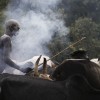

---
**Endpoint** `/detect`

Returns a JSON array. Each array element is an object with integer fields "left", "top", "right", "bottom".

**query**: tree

[
  {"left": 61, "top": 0, "right": 100, "bottom": 26},
  {"left": 47, "top": 35, "right": 71, "bottom": 63},
  {"left": 0, "top": 0, "right": 9, "bottom": 36},
  {"left": 70, "top": 17, "right": 100, "bottom": 58}
]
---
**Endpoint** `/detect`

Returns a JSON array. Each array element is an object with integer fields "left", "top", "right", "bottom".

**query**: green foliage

[
  {"left": 70, "top": 17, "right": 100, "bottom": 58},
  {"left": 0, "top": 0, "right": 9, "bottom": 11},
  {"left": 47, "top": 34, "right": 75, "bottom": 63},
  {"left": 62, "top": 0, "right": 100, "bottom": 26},
  {"left": 0, "top": 0, "right": 9, "bottom": 36},
  {"left": 47, "top": 0, "right": 100, "bottom": 62},
  {"left": 0, "top": 0, "right": 99, "bottom": 61}
]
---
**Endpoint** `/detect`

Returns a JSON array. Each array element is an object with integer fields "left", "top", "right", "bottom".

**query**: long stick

[
  {"left": 39, "top": 37, "right": 86, "bottom": 66},
  {"left": 26, "top": 37, "right": 86, "bottom": 74}
]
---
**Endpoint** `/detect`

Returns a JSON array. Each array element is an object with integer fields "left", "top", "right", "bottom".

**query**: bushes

[
  {"left": 70, "top": 17, "right": 100, "bottom": 58},
  {"left": 0, "top": 0, "right": 9, "bottom": 36}
]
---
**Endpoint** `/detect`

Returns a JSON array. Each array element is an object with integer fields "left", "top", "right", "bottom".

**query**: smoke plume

[{"left": 5, "top": 0, "right": 69, "bottom": 61}]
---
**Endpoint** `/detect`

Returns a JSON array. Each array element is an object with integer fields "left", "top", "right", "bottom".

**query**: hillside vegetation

[{"left": 0, "top": 0, "right": 100, "bottom": 62}]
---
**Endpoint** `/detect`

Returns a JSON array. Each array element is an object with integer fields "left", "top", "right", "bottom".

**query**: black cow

[
  {"left": 0, "top": 59, "right": 100, "bottom": 100},
  {"left": 0, "top": 74, "right": 67, "bottom": 100},
  {"left": 0, "top": 49, "right": 100, "bottom": 100},
  {"left": 52, "top": 59, "right": 100, "bottom": 89},
  {"left": 52, "top": 49, "right": 100, "bottom": 89},
  {"left": 0, "top": 73, "right": 100, "bottom": 100}
]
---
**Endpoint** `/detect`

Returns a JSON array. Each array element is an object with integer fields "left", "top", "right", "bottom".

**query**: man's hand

[
  {"left": 20, "top": 67, "right": 33, "bottom": 73},
  {"left": 25, "top": 61, "right": 33, "bottom": 68},
  {"left": 20, "top": 61, "right": 33, "bottom": 73}
]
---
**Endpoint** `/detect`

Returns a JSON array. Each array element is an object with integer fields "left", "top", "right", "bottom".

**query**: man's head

[{"left": 5, "top": 19, "right": 20, "bottom": 36}]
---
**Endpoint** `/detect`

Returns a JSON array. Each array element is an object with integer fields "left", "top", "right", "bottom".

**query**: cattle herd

[{"left": 0, "top": 50, "right": 100, "bottom": 100}]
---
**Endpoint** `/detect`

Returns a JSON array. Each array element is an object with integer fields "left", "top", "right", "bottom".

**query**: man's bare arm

[
  {"left": 3, "top": 36, "right": 20, "bottom": 70},
  {"left": 3, "top": 36, "right": 33, "bottom": 73}
]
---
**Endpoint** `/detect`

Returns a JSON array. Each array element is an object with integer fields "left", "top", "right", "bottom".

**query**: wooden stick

[
  {"left": 26, "top": 37, "right": 86, "bottom": 74},
  {"left": 39, "top": 37, "right": 86, "bottom": 66}
]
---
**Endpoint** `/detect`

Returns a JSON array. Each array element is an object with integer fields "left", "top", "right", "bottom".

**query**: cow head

[{"left": 70, "top": 50, "right": 89, "bottom": 59}]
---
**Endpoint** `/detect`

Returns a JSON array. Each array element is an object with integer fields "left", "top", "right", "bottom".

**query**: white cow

[
  {"left": 3, "top": 55, "right": 55, "bottom": 75},
  {"left": 91, "top": 58, "right": 100, "bottom": 66}
]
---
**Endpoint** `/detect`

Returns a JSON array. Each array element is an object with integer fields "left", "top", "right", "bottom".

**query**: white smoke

[{"left": 5, "top": 0, "right": 69, "bottom": 61}]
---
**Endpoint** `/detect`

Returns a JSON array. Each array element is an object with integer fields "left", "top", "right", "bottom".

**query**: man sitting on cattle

[{"left": 0, "top": 19, "right": 32, "bottom": 74}]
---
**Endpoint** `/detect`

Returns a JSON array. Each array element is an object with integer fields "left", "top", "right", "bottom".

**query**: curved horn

[
  {"left": 34, "top": 55, "right": 42, "bottom": 76},
  {"left": 42, "top": 58, "right": 47, "bottom": 74}
]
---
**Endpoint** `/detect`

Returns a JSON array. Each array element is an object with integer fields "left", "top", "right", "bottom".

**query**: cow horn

[
  {"left": 42, "top": 58, "right": 47, "bottom": 74},
  {"left": 34, "top": 55, "right": 42, "bottom": 77}
]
